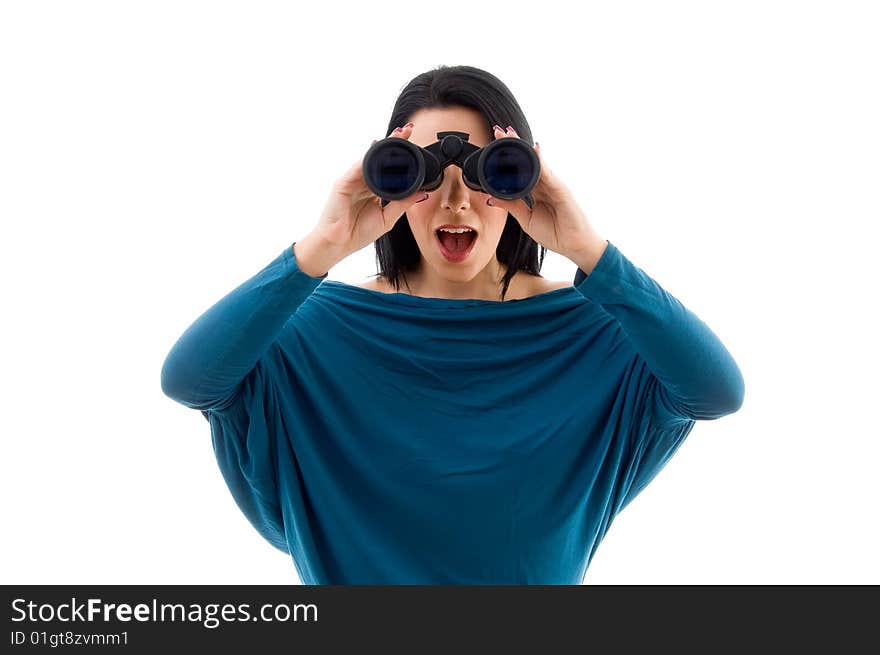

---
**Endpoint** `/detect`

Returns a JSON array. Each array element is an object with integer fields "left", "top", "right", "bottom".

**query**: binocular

[{"left": 362, "top": 130, "right": 540, "bottom": 210}]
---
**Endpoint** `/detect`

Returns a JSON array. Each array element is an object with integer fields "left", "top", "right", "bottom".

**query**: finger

[
  {"left": 380, "top": 188, "right": 429, "bottom": 227},
  {"left": 336, "top": 156, "right": 370, "bottom": 194},
  {"left": 492, "top": 124, "right": 521, "bottom": 140},
  {"left": 485, "top": 195, "right": 532, "bottom": 224},
  {"left": 388, "top": 121, "right": 415, "bottom": 139},
  {"left": 530, "top": 142, "right": 566, "bottom": 195}
]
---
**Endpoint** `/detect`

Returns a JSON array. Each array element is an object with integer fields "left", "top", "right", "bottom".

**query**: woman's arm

[
  {"left": 573, "top": 240, "right": 745, "bottom": 428},
  {"left": 160, "top": 242, "right": 327, "bottom": 412}
]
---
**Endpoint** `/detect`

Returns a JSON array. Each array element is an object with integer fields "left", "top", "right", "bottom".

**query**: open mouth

[{"left": 435, "top": 228, "right": 478, "bottom": 263}]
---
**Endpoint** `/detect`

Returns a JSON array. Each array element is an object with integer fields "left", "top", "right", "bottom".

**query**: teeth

[{"left": 438, "top": 227, "right": 474, "bottom": 234}]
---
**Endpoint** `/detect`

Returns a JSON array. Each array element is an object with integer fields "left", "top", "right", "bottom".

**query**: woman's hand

[
  {"left": 485, "top": 125, "right": 607, "bottom": 271},
  {"left": 301, "top": 122, "right": 429, "bottom": 273}
]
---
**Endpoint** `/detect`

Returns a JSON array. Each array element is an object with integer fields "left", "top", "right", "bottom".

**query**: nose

[{"left": 439, "top": 167, "right": 471, "bottom": 213}]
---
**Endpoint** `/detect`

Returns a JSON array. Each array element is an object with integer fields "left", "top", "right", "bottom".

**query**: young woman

[{"left": 161, "top": 65, "right": 744, "bottom": 584}]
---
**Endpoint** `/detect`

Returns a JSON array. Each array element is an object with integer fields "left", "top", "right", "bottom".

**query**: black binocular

[{"left": 362, "top": 130, "right": 540, "bottom": 210}]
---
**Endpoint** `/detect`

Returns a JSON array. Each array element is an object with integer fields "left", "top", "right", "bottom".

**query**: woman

[{"left": 160, "top": 65, "right": 744, "bottom": 584}]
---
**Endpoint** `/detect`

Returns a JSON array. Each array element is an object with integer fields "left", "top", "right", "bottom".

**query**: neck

[{"left": 402, "top": 259, "right": 512, "bottom": 300}]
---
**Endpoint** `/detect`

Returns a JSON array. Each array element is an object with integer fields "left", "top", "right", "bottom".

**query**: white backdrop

[{"left": 2, "top": 0, "right": 877, "bottom": 584}]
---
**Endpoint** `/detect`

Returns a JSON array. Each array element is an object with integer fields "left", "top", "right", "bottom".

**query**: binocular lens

[
  {"left": 364, "top": 142, "right": 420, "bottom": 196},
  {"left": 482, "top": 144, "right": 535, "bottom": 195}
]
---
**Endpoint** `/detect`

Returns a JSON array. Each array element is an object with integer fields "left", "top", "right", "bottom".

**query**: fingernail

[
  {"left": 417, "top": 193, "right": 428, "bottom": 202},
  {"left": 405, "top": 122, "right": 414, "bottom": 128},
  {"left": 506, "top": 125, "right": 513, "bottom": 131},
  {"left": 487, "top": 198, "right": 495, "bottom": 206},
  {"left": 493, "top": 124, "right": 503, "bottom": 132}
]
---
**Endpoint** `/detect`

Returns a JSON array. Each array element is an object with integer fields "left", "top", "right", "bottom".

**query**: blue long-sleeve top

[{"left": 160, "top": 240, "right": 744, "bottom": 584}]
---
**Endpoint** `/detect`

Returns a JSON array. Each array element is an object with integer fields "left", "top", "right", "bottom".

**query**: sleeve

[
  {"left": 573, "top": 241, "right": 745, "bottom": 513},
  {"left": 615, "top": 373, "right": 699, "bottom": 513},
  {"left": 202, "top": 355, "right": 291, "bottom": 552},
  {"left": 574, "top": 240, "right": 745, "bottom": 430},
  {"left": 160, "top": 242, "right": 327, "bottom": 412},
  {"left": 160, "top": 242, "right": 326, "bottom": 553}
]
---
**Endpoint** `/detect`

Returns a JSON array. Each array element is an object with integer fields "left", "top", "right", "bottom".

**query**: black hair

[{"left": 374, "top": 64, "right": 546, "bottom": 301}]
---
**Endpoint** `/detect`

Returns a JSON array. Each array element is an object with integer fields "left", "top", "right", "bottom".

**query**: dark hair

[{"left": 374, "top": 64, "right": 546, "bottom": 301}]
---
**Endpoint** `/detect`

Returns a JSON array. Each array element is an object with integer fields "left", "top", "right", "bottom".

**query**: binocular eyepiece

[{"left": 362, "top": 130, "right": 540, "bottom": 210}]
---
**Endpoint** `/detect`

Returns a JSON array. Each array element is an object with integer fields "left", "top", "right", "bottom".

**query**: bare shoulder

[
  {"left": 498, "top": 275, "right": 571, "bottom": 300},
  {"left": 351, "top": 277, "right": 392, "bottom": 292},
  {"left": 535, "top": 278, "right": 573, "bottom": 293},
  {"left": 513, "top": 273, "right": 571, "bottom": 298}
]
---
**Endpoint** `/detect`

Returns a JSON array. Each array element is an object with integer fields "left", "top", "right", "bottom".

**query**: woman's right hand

[{"left": 294, "top": 122, "right": 427, "bottom": 277}]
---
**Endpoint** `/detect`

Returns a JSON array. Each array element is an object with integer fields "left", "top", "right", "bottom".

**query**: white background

[{"left": 2, "top": 0, "right": 878, "bottom": 584}]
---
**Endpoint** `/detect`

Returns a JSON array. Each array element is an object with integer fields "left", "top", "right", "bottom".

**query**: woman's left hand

[{"left": 485, "top": 125, "right": 606, "bottom": 268}]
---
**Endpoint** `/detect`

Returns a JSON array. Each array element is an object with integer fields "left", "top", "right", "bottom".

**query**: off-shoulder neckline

[{"left": 316, "top": 279, "right": 580, "bottom": 308}]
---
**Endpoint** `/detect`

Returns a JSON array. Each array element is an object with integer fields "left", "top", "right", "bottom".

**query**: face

[{"left": 402, "top": 106, "right": 509, "bottom": 285}]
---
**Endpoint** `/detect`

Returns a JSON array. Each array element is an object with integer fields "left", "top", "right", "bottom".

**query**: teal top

[{"left": 160, "top": 240, "right": 744, "bottom": 584}]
